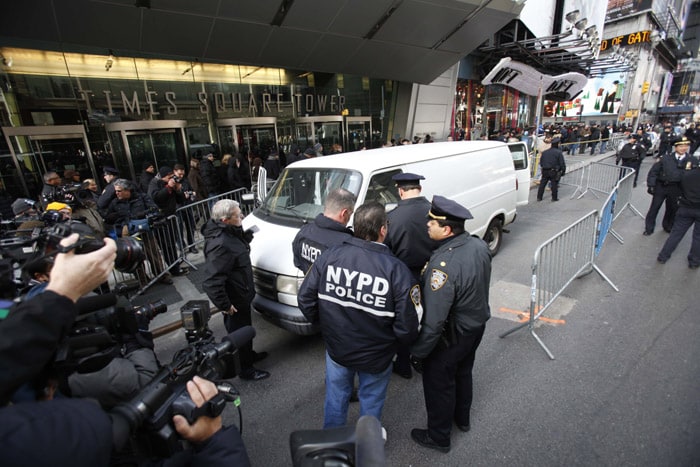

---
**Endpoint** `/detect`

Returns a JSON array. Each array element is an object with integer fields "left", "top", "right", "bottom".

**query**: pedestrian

[
  {"left": 137, "top": 161, "right": 155, "bottom": 194},
  {"left": 201, "top": 199, "right": 270, "bottom": 381},
  {"left": 600, "top": 124, "right": 611, "bottom": 153},
  {"left": 657, "top": 154, "right": 700, "bottom": 268},
  {"left": 589, "top": 124, "right": 601, "bottom": 155},
  {"left": 409, "top": 195, "right": 491, "bottom": 453},
  {"left": 148, "top": 166, "right": 187, "bottom": 277},
  {"left": 384, "top": 173, "right": 439, "bottom": 378},
  {"left": 187, "top": 157, "right": 207, "bottom": 201},
  {"left": 536, "top": 138, "right": 566, "bottom": 202},
  {"left": 616, "top": 134, "right": 646, "bottom": 187},
  {"left": 297, "top": 202, "right": 421, "bottom": 429},
  {"left": 643, "top": 137, "right": 692, "bottom": 235},
  {"left": 173, "top": 163, "right": 198, "bottom": 254},
  {"left": 200, "top": 153, "right": 221, "bottom": 197},
  {"left": 292, "top": 188, "right": 355, "bottom": 274}
]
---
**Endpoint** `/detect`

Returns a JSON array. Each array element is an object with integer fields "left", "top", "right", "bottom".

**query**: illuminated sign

[{"left": 599, "top": 30, "right": 652, "bottom": 52}]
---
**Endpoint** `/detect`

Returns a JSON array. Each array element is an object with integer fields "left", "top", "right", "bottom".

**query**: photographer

[
  {"left": 105, "top": 178, "right": 169, "bottom": 285},
  {"left": 40, "top": 171, "right": 73, "bottom": 209},
  {"left": 148, "top": 167, "right": 187, "bottom": 277},
  {"left": 174, "top": 164, "right": 199, "bottom": 254}
]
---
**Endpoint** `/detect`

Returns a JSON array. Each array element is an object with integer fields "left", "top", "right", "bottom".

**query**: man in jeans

[{"left": 298, "top": 202, "right": 421, "bottom": 429}]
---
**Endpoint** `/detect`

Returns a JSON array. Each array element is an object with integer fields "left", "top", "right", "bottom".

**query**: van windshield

[{"left": 256, "top": 168, "right": 362, "bottom": 224}]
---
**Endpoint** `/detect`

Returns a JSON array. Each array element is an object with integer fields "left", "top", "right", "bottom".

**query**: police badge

[{"left": 430, "top": 269, "right": 448, "bottom": 291}]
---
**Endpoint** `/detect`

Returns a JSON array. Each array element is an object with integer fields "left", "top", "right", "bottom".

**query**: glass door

[
  {"left": 295, "top": 116, "right": 344, "bottom": 154},
  {"left": 1, "top": 125, "right": 97, "bottom": 198},
  {"left": 216, "top": 117, "right": 279, "bottom": 157},
  {"left": 345, "top": 117, "right": 373, "bottom": 152},
  {"left": 105, "top": 121, "right": 188, "bottom": 182}
]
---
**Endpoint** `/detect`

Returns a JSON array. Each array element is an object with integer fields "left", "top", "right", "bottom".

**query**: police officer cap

[
  {"left": 103, "top": 166, "right": 119, "bottom": 175},
  {"left": 674, "top": 136, "right": 691, "bottom": 146},
  {"left": 392, "top": 172, "right": 425, "bottom": 187},
  {"left": 627, "top": 134, "right": 637, "bottom": 139},
  {"left": 428, "top": 195, "right": 473, "bottom": 222}
]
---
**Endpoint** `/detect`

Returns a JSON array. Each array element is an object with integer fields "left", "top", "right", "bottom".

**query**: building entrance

[
  {"left": 1, "top": 125, "right": 97, "bottom": 199},
  {"left": 106, "top": 121, "right": 188, "bottom": 182},
  {"left": 345, "top": 116, "right": 373, "bottom": 151},
  {"left": 295, "top": 116, "right": 344, "bottom": 153},
  {"left": 216, "top": 117, "right": 279, "bottom": 157}
]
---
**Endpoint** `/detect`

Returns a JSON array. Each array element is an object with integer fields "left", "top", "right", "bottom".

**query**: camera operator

[
  {"left": 148, "top": 166, "right": 187, "bottom": 277},
  {"left": 40, "top": 171, "right": 67, "bottom": 209},
  {"left": 173, "top": 163, "right": 198, "bottom": 254},
  {"left": 0, "top": 236, "right": 251, "bottom": 466},
  {"left": 105, "top": 178, "right": 169, "bottom": 285}
]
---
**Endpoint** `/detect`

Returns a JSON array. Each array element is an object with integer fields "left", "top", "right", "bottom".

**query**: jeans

[{"left": 323, "top": 352, "right": 392, "bottom": 429}]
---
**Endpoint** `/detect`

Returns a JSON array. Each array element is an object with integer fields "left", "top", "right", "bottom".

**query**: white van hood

[{"left": 243, "top": 213, "right": 302, "bottom": 278}]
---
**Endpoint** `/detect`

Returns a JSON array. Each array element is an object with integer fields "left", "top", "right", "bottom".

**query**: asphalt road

[{"left": 148, "top": 153, "right": 699, "bottom": 466}]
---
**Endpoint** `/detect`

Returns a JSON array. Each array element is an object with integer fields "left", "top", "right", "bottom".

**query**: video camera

[{"left": 110, "top": 308, "right": 253, "bottom": 459}]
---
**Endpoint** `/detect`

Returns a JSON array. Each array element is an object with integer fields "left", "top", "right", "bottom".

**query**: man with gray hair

[
  {"left": 292, "top": 188, "right": 356, "bottom": 274},
  {"left": 298, "top": 202, "right": 421, "bottom": 429},
  {"left": 202, "top": 199, "right": 270, "bottom": 381}
]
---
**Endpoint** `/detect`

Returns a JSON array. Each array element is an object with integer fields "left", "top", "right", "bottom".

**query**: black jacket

[
  {"left": 201, "top": 220, "right": 255, "bottom": 311},
  {"left": 148, "top": 177, "right": 185, "bottom": 216},
  {"left": 618, "top": 142, "right": 645, "bottom": 162},
  {"left": 137, "top": 170, "right": 154, "bottom": 194},
  {"left": 297, "top": 238, "right": 421, "bottom": 373},
  {"left": 411, "top": 233, "right": 492, "bottom": 359},
  {"left": 539, "top": 146, "right": 566, "bottom": 172},
  {"left": 292, "top": 213, "right": 354, "bottom": 273},
  {"left": 384, "top": 196, "right": 439, "bottom": 280},
  {"left": 199, "top": 159, "right": 221, "bottom": 195},
  {"left": 104, "top": 193, "right": 157, "bottom": 233},
  {"left": 680, "top": 156, "right": 700, "bottom": 208},
  {"left": 647, "top": 151, "right": 689, "bottom": 186}
]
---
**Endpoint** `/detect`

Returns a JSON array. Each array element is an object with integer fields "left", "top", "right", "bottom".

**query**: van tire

[{"left": 484, "top": 218, "right": 503, "bottom": 256}]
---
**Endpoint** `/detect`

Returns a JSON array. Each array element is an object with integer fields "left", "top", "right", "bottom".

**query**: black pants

[
  {"left": 537, "top": 168, "right": 560, "bottom": 201},
  {"left": 223, "top": 301, "right": 255, "bottom": 370},
  {"left": 621, "top": 159, "right": 641, "bottom": 185},
  {"left": 645, "top": 183, "right": 682, "bottom": 233},
  {"left": 658, "top": 205, "right": 700, "bottom": 266},
  {"left": 421, "top": 324, "right": 486, "bottom": 445}
]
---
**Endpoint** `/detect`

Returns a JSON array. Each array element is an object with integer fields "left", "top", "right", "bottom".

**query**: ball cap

[
  {"left": 46, "top": 202, "right": 71, "bottom": 212},
  {"left": 675, "top": 136, "right": 691, "bottom": 146},
  {"left": 428, "top": 195, "right": 473, "bottom": 222},
  {"left": 11, "top": 198, "right": 36, "bottom": 215},
  {"left": 392, "top": 172, "right": 425, "bottom": 187}
]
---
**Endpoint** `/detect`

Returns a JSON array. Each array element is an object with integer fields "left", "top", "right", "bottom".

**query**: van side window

[
  {"left": 509, "top": 145, "right": 528, "bottom": 170},
  {"left": 365, "top": 170, "right": 402, "bottom": 205}
]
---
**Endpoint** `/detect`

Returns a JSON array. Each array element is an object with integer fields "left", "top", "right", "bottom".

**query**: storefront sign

[
  {"left": 482, "top": 57, "right": 587, "bottom": 100},
  {"left": 599, "top": 31, "right": 652, "bottom": 52},
  {"left": 77, "top": 90, "right": 346, "bottom": 117}
]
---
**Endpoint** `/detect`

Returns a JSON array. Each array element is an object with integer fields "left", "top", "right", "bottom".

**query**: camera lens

[
  {"left": 114, "top": 236, "right": 146, "bottom": 274},
  {"left": 134, "top": 299, "right": 167, "bottom": 321}
]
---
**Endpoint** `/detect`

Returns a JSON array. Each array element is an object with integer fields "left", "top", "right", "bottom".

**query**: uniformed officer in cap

[
  {"left": 384, "top": 172, "right": 439, "bottom": 379},
  {"left": 410, "top": 195, "right": 491, "bottom": 453},
  {"left": 617, "top": 134, "right": 646, "bottom": 187}
]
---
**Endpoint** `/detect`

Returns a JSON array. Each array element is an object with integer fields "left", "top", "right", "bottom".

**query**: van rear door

[{"left": 508, "top": 142, "right": 531, "bottom": 206}]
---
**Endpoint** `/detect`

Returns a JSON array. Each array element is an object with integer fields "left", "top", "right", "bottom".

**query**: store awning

[{"left": 657, "top": 105, "right": 694, "bottom": 114}]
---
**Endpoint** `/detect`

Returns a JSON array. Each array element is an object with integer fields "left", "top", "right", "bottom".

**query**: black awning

[{"left": 657, "top": 105, "right": 694, "bottom": 114}]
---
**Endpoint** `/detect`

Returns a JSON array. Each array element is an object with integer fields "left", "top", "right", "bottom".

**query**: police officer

[
  {"left": 658, "top": 125, "right": 678, "bottom": 158},
  {"left": 536, "top": 138, "right": 566, "bottom": 202},
  {"left": 410, "top": 196, "right": 491, "bottom": 453},
  {"left": 644, "top": 137, "right": 692, "bottom": 235},
  {"left": 657, "top": 154, "right": 700, "bottom": 268},
  {"left": 384, "top": 173, "right": 438, "bottom": 378},
  {"left": 292, "top": 188, "right": 355, "bottom": 274},
  {"left": 617, "top": 134, "right": 646, "bottom": 187}
]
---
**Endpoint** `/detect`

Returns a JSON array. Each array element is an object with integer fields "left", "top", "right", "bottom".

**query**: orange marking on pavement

[{"left": 498, "top": 307, "right": 566, "bottom": 325}]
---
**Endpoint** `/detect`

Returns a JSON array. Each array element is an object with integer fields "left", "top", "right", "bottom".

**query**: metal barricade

[
  {"left": 570, "top": 161, "right": 633, "bottom": 200},
  {"left": 608, "top": 168, "right": 644, "bottom": 244},
  {"left": 500, "top": 210, "right": 618, "bottom": 359}
]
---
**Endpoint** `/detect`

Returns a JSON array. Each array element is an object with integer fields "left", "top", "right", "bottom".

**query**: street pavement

[{"left": 138, "top": 146, "right": 699, "bottom": 466}]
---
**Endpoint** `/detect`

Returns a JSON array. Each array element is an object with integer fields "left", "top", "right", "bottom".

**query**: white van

[{"left": 242, "top": 141, "right": 530, "bottom": 335}]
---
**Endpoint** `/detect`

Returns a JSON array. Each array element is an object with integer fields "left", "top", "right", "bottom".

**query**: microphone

[
  {"left": 75, "top": 293, "right": 118, "bottom": 315},
  {"left": 203, "top": 326, "right": 256, "bottom": 360}
]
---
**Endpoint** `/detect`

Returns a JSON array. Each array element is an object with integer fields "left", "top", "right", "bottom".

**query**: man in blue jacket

[{"left": 298, "top": 202, "right": 421, "bottom": 429}]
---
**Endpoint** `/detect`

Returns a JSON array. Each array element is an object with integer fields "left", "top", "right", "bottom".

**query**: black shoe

[
  {"left": 536, "top": 198, "right": 543, "bottom": 202},
  {"left": 456, "top": 423, "right": 471, "bottom": 432},
  {"left": 663, "top": 228, "right": 672, "bottom": 233},
  {"left": 188, "top": 246, "right": 199, "bottom": 254},
  {"left": 690, "top": 263, "right": 699, "bottom": 270},
  {"left": 552, "top": 198, "right": 559, "bottom": 202},
  {"left": 251, "top": 350, "right": 269, "bottom": 363},
  {"left": 392, "top": 362, "right": 412, "bottom": 379},
  {"left": 657, "top": 257, "right": 667, "bottom": 264},
  {"left": 239, "top": 368, "right": 270, "bottom": 381},
  {"left": 410, "top": 429, "right": 450, "bottom": 453},
  {"left": 643, "top": 231, "right": 653, "bottom": 236},
  {"left": 349, "top": 388, "right": 359, "bottom": 403},
  {"left": 633, "top": 182, "right": 637, "bottom": 187}
]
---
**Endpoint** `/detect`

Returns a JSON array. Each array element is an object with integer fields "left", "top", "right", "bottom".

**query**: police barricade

[
  {"left": 499, "top": 209, "right": 618, "bottom": 359},
  {"left": 609, "top": 132, "right": 627, "bottom": 156},
  {"left": 570, "top": 161, "right": 633, "bottom": 200},
  {"left": 608, "top": 168, "right": 644, "bottom": 244},
  {"left": 110, "top": 214, "right": 183, "bottom": 294},
  {"left": 175, "top": 187, "right": 254, "bottom": 262}
]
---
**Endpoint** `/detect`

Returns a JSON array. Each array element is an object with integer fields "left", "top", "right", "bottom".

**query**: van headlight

[{"left": 276, "top": 275, "right": 304, "bottom": 295}]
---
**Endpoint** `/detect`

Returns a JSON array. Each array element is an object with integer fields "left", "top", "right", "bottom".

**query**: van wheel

[{"left": 484, "top": 218, "right": 503, "bottom": 256}]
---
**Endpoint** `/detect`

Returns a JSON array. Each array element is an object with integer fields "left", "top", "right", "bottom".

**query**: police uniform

[
  {"left": 617, "top": 135, "right": 646, "bottom": 186},
  {"left": 384, "top": 173, "right": 439, "bottom": 378},
  {"left": 292, "top": 213, "right": 353, "bottom": 273},
  {"left": 410, "top": 196, "right": 491, "bottom": 452},
  {"left": 657, "top": 155, "right": 700, "bottom": 268},
  {"left": 537, "top": 140, "right": 566, "bottom": 202},
  {"left": 297, "top": 236, "right": 421, "bottom": 428},
  {"left": 384, "top": 173, "right": 439, "bottom": 280},
  {"left": 644, "top": 137, "right": 691, "bottom": 235}
]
